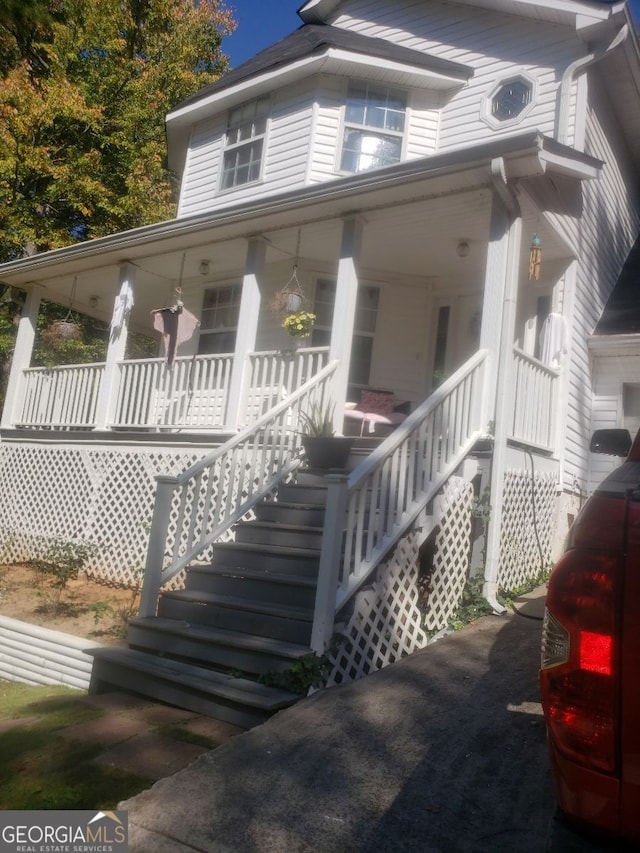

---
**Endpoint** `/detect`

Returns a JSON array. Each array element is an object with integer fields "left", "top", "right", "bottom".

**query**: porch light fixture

[
  {"left": 457, "top": 240, "right": 470, "bottom": 258},
  {"left": 199, "top": 260, "right": 210, "bottom": 276},
  {"left": 529, "top": 233, "right": 542, "bottom": 280}
]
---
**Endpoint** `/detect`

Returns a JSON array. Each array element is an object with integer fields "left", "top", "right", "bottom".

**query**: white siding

[
  {"left": 308, "top": 76, "right": 345, "bottom": 182},
  {"left": 561, "top": 71, "right": 640, "bottom": 492},
  {"left": 179, "top": 80, "right": 316, "bottom": 218},
  {"left": 332, "top": 0, "right": 582, "bottom": 150}
]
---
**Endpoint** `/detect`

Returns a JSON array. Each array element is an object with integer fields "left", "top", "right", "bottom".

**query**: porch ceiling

[{"left": 0, "top": 133, "right": 588, "bottom": 332}]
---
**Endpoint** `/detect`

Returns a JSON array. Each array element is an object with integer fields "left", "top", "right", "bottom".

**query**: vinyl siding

[
  {"left": 332, "top": 0, "right": 581, "bottom": 150},
  {"left": 561, "top": 71, "right": 640, "bottom": 491},
  {"left": 178, "top": 81, "right": 316, "bottom": 218}
]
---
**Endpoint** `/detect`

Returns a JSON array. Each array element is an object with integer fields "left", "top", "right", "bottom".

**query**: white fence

[
  {"left": 19, "top": 363, "right": 105, "bottom": 429},
  {"left": 510, "top": 348, "right": 559, "bottom": 451}
]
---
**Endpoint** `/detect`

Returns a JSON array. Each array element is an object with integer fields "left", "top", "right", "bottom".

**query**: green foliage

[
  {"left": 0, "top": 0, "right": 236, "bottom": 259},
  {"left": 259, "top": 635, "right": 347, "bottom": 694},
  {"left": 0, "top": 684, "right": 156, "bottom": 808},
  {"left": 299, "top": 401, "right": 336, "bottom": 437},
  {"left": 30, "top": 536, "right": 95, "bottom": 615},
  {"left": 449, "top": 576, "right": 495, "bottom": 630}
]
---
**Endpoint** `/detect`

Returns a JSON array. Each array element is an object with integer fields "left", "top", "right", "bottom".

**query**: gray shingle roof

[
  {"left": 174, "top": 24, "right": 472, "bottom": 113},
  {"left": 594, "top": 233, "right": 640, "bottom": 334}
]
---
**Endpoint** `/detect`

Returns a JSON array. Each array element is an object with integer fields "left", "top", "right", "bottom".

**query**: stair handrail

[
  {"left": 139, "top": 359, "right": 339, "bottom": 618},
  {"left": 311, "top": 349, "right": 490, "bottom": 652}
]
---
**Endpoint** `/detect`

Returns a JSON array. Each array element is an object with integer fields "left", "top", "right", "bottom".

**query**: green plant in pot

[{"left": 299, "top": 402, "right": 354, "bottom": 470}]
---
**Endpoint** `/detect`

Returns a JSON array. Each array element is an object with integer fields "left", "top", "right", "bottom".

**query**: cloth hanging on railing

[
  {"left": 539, "top": 312, "right": 569, "bottom": 368},
  {"left": 151, "top": 301, "right": 200, "bottom": 365},
  {"left": 110, "top": 280, "right": 134, "bottom": 341}
]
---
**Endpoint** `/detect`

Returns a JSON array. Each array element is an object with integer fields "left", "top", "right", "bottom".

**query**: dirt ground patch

[{"left": 0, "top": 563, "right": 137, "bottom": 646}]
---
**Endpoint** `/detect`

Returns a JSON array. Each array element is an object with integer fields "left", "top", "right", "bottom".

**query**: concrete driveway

[{"left": 122, "top": 588, "right": 552, "bottom": 852}]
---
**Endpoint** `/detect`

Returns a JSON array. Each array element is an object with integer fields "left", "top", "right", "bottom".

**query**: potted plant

[
  {"left": 299, "top": 402, "right": 354, "bottom": 470},
  {"left": 282, "top": 310, "right": 316, "bottom": 339}
]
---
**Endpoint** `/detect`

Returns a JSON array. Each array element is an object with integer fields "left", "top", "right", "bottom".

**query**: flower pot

[{"left": 301, "top": 436, "right": 354, "bottom": 470}]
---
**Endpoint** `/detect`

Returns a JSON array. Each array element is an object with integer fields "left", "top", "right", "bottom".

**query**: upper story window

[
  {"left": 492, "top": 79, "right": 532, "bottom": 120},
  {"left": 340, "top": 81, "right": 407, "bottom": 174},
  {"left": 483, "top": 74, "right": 536, "bottom": 128},
  {"left": 221, "top": 97, "right": 269, "bottom": 190},
  {"left": 198, "top": 284, "right": 241, "bottom": 354}
]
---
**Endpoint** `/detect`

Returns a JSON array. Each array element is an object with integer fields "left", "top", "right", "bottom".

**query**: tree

[{"left": 0, "top": 0, "right": 235, "bottom": 260}]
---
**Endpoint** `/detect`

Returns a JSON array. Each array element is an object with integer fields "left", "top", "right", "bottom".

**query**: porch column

[
  {"left": 225, "top": 236, "right": 266, "bottom": 430},
  {"left": 94, "top": 263, "right": 134, "bottom": 430},
  {"left": 329, "top": 215, "right": 363, "bottom": 432},
  {"left": 481, "top": 182, "right": 523, "bottom": 610},
  {"left": 1, "top": 283, "right": 44, "bottom": 429}
]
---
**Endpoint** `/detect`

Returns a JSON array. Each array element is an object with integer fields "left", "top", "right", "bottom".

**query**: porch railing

[
  {"left": 18, "top": 363, "right": 105, "bottom": 429},
  {"left": 114, "top": 353, "right": 234, "bottom": 429},
  {"left": 138, "top": 359, "right": 339, "bottom": 618},
  {"left": 510, "top": 347, "right": 559, "bottom": 452},
  {"left": 14, "top": 347, "right": 330, "bottom": 432},
  {"left": 311, "top": 349, "right": 489, "bottom": 651}
]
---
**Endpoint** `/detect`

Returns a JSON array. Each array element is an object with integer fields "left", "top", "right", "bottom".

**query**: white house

[{"left": 0, "top": 0, "right": 638, "bottom": 723}]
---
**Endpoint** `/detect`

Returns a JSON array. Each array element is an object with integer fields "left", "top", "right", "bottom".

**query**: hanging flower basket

[
  {"left": 44, "top": 319, "right": 81, "bottom": 343},
  {"left": 282, "top": 310, "right": 316, "bottom": 339}
]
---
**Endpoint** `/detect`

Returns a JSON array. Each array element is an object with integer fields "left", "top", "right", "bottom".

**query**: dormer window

[
  {"left": 221, "top": 97, "right": 269, "bottom": 190},
  {"left": 340, "top": 81, "right": 406, "bottom": 174}
]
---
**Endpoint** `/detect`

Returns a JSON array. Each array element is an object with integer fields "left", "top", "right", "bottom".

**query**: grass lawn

[{"left": 0, "top": 682, "right": 151, "bottom": 810}]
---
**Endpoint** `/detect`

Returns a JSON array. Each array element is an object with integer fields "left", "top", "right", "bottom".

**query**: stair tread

[
  {"left": 89, "top": 646, "right": 300, "bottom": 709},
  {"left": 162, "top": 589, "right": 314, "bottom": 622},
  {"left": 188, "top": 565, "right": 317, "bottom": 587},
  {"left": 260, "top": 501, "right": 325, "bottom": 511},
  {"left": 130, "top": 616, "right": 311, "bottom": 659},
  {"left": 213, "top": 541, "right": 320, "bottom": 557},
  {"left": 236, "top": 520, "right": 324, "bottom": 534}
]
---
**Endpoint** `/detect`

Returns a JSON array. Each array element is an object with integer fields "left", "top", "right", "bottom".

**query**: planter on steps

[{"left": 301, "top": 435, "right": 354, "bottom": 470}]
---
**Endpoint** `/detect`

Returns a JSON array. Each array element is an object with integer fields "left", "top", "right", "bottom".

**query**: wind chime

[{"left": 529, "top": 233, "right": 542, "bottom": 281}]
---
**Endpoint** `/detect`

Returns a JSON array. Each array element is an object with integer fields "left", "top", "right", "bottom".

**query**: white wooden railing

[
  {"left": 138, "top": 360, "right": 339, "bottom": 617},
  {"left": 14, "top": 347, "right": 331, "bottom": 432},
  {"left": 311, "top": 350, "right": 489, "bottom": 652},
  {"left": 114, "top": 353, "right": 234, "bottom": 429},
  {"left": 18, "top": 363, "right": 105, "bottom": 429},
  {"left": 510, "top": 347, "right": 559, "bottom": 451}
]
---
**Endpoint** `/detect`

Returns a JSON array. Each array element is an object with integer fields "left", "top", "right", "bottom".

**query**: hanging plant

[
  {"left": 44, "top": 276, "right": 80, "bottom": 341},
  {"left": 282, "top": 310, "right": 316, "bottom": 338}
]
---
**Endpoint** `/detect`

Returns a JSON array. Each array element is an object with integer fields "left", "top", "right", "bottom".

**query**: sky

[{"left": 223, "top": 0, "right": 640, "bottom": 69}]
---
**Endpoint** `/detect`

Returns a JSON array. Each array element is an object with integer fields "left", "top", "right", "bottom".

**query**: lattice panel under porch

[
  {"left": 498, "top": 468, "right": 556, "bottom": 591},
  {"left": 327, "top": 477, "right": 474, "bottom": 685},
  {"left": 0, "top": 443, "right": 208, "bottom": 587},
  {"left": 422, "top": 478, "right": 475, "bottom": 632}
]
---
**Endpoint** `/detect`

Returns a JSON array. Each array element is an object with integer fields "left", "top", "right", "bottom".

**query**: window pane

[
  {"left": 349, "top": 335, "right": 373, "bottom": 386},
  {"left": 341, "top": 130, "right": 401, "bottom": 173}
]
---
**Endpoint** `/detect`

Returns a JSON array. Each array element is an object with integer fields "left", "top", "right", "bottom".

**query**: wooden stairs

[{"left": 88, "top": 473, "right": 332, "bottom": 729}]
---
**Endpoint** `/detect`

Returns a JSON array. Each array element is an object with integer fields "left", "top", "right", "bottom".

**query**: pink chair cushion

[{"left": 359, "top": 390, "right": 397, "bottom": 416}]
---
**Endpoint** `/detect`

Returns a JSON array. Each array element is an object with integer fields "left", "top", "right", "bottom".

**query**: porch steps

[
  {"left": 89, "top": 473, "right": 335, "bottom": 727},
  {"left": 88, "top": 647, "right": 299, "bottom": 730}
]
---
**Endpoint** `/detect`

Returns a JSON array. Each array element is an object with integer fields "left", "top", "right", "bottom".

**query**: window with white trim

[
  {"left": 198, "top": 285, "right": 241, "bottom": 354},
  {"left": 221, "top": 97, "right": 269, "bottom": 190},
  {"left": 311, "top": 278, "right": 380, "bottom": 386},
  {"left": 340, "top": 81, "right": 407, "bottom": 174}
]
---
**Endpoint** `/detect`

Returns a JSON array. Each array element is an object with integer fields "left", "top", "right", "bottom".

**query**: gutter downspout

[
  {"left": 483, "top": 159, "right": 522, "bottom": 614},
  {"left": 557, "top": 24, "right": 628, "bottom": 144}
]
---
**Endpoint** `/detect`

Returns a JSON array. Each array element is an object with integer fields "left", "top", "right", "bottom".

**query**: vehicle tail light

[{"left": 540, "top": 549, "right": 620, "bottom": 774}]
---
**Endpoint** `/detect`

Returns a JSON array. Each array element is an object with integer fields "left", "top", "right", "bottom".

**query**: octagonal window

[{"left": 491, "top": 79, "right": 532, "bottom": 121}]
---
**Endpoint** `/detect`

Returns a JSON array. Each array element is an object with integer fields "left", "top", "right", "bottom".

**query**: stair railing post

[
  {"left": 139, "top": 475, "right": 178, "bottom": 618},
  {"left": 311, "top": 473, "right": 349, "bottom": 654}
]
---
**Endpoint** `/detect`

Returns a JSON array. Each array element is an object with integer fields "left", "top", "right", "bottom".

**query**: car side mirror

[{"left": 589, "top": 429, "right": 633, "bottom": 457}]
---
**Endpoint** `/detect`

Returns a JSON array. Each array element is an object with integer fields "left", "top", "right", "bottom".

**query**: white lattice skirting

[
  {"left": 327, "top": 477, "right": 475, "bottom": 685},
  {"left": 498, "top": 468, "right": 556, "bottom": 591},
  {"left": 0, "top": 443, "right": 208, "bottom": 587}
]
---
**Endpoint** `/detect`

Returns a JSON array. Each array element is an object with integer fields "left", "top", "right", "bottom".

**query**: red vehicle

[{"left": 540, "top": 427, "right": 640, "bottom": 849}]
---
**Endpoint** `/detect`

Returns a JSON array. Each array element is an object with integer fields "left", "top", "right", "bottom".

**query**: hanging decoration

[
  {"left": 282, "top": 310, "right": 316, "bottom": 338},
  {"left": 150, "top": 254, "right": 200, "bottom": 366},
  {"left": 529, "top": 233, "right": 542, "bottom": 281},
  {"left": 47, "top": 276, "right": 81, "bottom": 342},
  {"left": 270, "top": 228, "right": 309, "bottom": 318}
]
